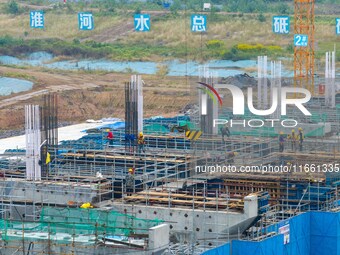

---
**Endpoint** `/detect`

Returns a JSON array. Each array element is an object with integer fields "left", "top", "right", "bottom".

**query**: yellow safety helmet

[
  {"left": 291, "top": 129, "right": 295, "bottom": 133},
  {"left": 128, "top": 168, "right": 134, "bottom": 173},
  {"left": 298, "top": 127, "right": 303, "bottom": 131},
  {"left": 80, "top": 202, "right": 93, "bottom": 209},
  {"left": 139, "top": 132, "right": 143, "bottom": 136}
]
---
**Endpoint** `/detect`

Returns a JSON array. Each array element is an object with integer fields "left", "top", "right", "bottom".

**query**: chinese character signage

[
  {"left": 191, "top": 15, "right": 207, "bottom": 32},
  {"left": 336, "top": 18, "right": 340, "bottom": 35},
  {"left": 278, "top": 220, "right": 290, "bottom": 245},
  {"left": 30, "top": 11, "right": 44, "bottom": 29},
  {"left": 294, "top": 34, "right": 308, "bottom": 47},
  {"left": 134, "top": 14, "right": 150, "bottom": 32},
  {"left": 272, "top": 16, "right": 290, "bottom": 34},
  {"left": 78, "top": 12, "right": 94, "bottom": 30}
]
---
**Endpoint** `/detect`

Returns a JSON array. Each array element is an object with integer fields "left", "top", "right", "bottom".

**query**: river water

[
  {"left": 0, "top": 77, "right": 33, "bottom": 96},
  {"left": 0, "top": 51, "right": 294, "bottom": 77},
  {"left": 0, "top": 51, "right": 295, "bottom": 95}
]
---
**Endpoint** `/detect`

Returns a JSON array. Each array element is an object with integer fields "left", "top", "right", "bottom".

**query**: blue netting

[
  {"left": 284, "top": 212, "right": 310, "bottom": 255},
  {"left": 232, "top": 235, "right": 284, "bottom": 255},
  {"left": 203, "top": 211, "right": 340, "bottom": 255},
  {"left": 310, "top": 212, "right": 340, "bottom": 255},
  {"left": 202, "top": 243, "right": 230, "bottom": 255}
]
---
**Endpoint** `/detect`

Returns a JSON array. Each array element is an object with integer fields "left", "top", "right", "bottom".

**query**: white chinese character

[
  {"left": 273, "top": 17, "right": 289, "bottom": 34},
  {"left": 80, "top": 13, "right": 93, "bottom": 30},
  {"left": 135, "top": 15, "right": 150, "bottom": 31},
  {"left": 336, "top": 19, "right": 340, "bottom": 35},
  {"left": 192, "top": 15, "right": 206, "bottom": 32},
  {"left": 301, "top": 36, "right": 307, "bottom": 46},
  {"left": 31, "top": 12, "right": 44, "bottom": 28}
]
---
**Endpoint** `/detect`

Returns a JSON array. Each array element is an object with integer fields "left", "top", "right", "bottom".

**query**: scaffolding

[
  {"left": 0, "top": 207, "right": 163, "bottom": 255},
  {"left": 2, "top": 81, "right": 340, "bottom": 254},
  {"left": 294, "top": 0, "right": 315, "bottom": 94}
]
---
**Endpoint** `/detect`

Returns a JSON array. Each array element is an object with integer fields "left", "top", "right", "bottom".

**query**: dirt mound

[{"left": 219, "top": 73, "right": 257, "bottom": 88}]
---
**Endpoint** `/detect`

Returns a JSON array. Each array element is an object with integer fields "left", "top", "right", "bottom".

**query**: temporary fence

[{"left": 202, "top": 210, "right": 340, "bottom": 255}]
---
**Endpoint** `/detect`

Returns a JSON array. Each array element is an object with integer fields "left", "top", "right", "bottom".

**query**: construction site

[{"left": 0, "top": 0, "right": 339, "bottom": 255}]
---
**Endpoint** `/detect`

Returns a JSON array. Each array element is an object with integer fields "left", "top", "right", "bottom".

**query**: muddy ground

[{"left": 0, "top": 66, "right": 195, "bottom": 135}]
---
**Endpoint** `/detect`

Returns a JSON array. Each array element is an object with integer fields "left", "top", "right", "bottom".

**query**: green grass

[{"left": 1, "top": 71, "right": 36, "bottom": 81}]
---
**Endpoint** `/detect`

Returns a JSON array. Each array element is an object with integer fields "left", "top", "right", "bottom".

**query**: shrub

[
  {"left": 156, "top": 64, "right": 169, "bottom": 77},
  {"left": 258, "top": 13, "right": 266, "bottom": 22},
  {"left": 206, "top": 39, "right": 224, "bottom": 49},
  {"left": 6, "top": 1, "right": 21, "bottom": 15},
  {"left": 237, "top": 43, "right": 264, "bottom": 51}
]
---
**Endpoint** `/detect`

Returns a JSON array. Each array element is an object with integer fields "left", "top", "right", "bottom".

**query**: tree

[
  {"left": 170, "top": 0, "right": 181, "bottom": 15},
  {"left": 7, "top": 0, "right": 20, "bottom": 15},
  {"left": 277, "top": 3, "right": 291, "bottom": 15}
]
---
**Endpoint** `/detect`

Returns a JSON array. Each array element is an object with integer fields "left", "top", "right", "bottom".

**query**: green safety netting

[
  {"left": 231, "top": 127, "right": 278, "bottom": 137},
  {"left": 144, "top": 121, "right": 197, "bottom": 134},
  {"left": 178, "top": 120, "right": 196, "bottom": 130},
  {"left": 337, "top": 105, "right": 340, "bottom": 116},
  {"left": 217, "top": 109, "right": 328, "bottom": 137},
  {"left": 0, "top": 207, "right": 163, "bottom": 242},
  {"left": 310, "top": 112, "right": 328, "bottom": 123},
  {"left": 144, "top": 123, "right": 169, "bottom": 133},
  {"left": 304, "top": 126, "right": 325, "bottom": 137}
]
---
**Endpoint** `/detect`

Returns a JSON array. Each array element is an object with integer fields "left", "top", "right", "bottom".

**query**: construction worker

[
  {"left": 227, "top": 151, "right": 238, "bottom": 164},
  {"left": 125, "top": 168, "right": 135, "bottom": 196},
  {"left": 220, "top": 124, "right": 230, "bottom": 142},
  {"left": 137, "top": 132, "right": 146, "bottom": 153},
  {"left": 298, "top": 127, "right": 304, "bottom": 151},
  {"left": 80, "top": 202, "right": 93, "bottom": 209},
  {"left": 288, "top": 129, "right": 297, "bottom": 151},
  {"left": 106, "top": 130, "right": 114, "bottom": 146},
  {"left": 279, "top": 132, "right": 285, "bottom": 152}
]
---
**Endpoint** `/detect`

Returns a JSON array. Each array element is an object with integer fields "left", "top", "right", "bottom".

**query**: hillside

[{"left": 0, "top": 1, "right": 338, "bottom": 61}]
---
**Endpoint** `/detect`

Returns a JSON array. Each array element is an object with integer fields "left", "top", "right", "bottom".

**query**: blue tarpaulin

[
  {"left": 203, "top": 211, "right": 340, "bottom": 255},
  {"left": 202, "top": 243, "right": 230, "bottom": 255}
]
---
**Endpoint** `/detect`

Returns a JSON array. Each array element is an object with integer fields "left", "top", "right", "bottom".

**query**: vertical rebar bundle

[
  {"left": 25, "top": 105, "right": 41, "bottom": 181},
  {"left": 198, "top": 66, "right": 218, "bottom": 134},
  {"left": 41, "top": 94, "right": 58, "bottom": 177},
  {"left": 125, "top": 75, "right": 143, "bottom": 152},
  {"left": 132, "top": 75, "right": 143, "bottom": 133},
  {"left": 325, "top": 50, "right": 336, "bottom": 108},
  {"left": 258, "top": 56, "right": 268, "bottom": 109},
  {"left": 271, "top": 61, "right": 282, "bottom": 119}
]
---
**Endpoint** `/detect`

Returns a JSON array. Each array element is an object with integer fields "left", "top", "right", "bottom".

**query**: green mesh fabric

[
  {"left": 143, "top": 124, "right": 169, "bottom": 133},
  {"left": 0, "top": 207, "right": 163, "bottom": 242}
]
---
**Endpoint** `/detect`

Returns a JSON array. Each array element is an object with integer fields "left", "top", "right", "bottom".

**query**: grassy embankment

[{"left": 0, "top": 8, "right": 338, "bottom": 62}]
